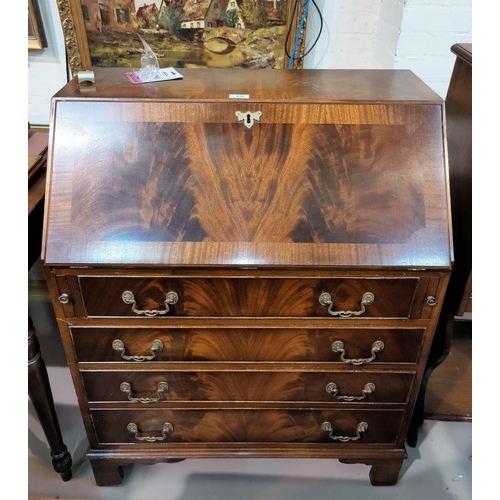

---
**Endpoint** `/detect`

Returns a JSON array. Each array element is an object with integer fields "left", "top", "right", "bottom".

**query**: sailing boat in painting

[{"left": 80, "top": 0, "right": 290, "bottom": 68}]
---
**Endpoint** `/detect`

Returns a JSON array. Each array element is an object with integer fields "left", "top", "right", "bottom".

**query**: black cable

[
  {"left": 285, "top": 0, "right": 324, "bottom": 62},
  {"left": 303, "top": 0, "right": 323, "bottom": 58},
  {"left": 284, "top": 0, "right": 300, "bottom": 59},
  {"left": 65, "top": 46, "right": 71, "bottom": 82}
]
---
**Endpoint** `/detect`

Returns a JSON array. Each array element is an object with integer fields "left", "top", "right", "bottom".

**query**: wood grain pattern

[
  {"left": 77, "top": 276, "right": 419, "bottom": 318},
  {"left": 53, "top": 120, "right": 436, "bottom": 245},
  {"left": 43, "top": 69, "right": 450, "bottom": 267},
  {"left": 42, "top": 69, "right": 452, "bottom": 487},
  {"left": 71, "top": 327, "right": 425, "bottom": 364},
  {"left": 51, "top": 68, "right": 442, "bottom": 103},
  {"left": 82, "top": 370, "right": 414, "bottom": 404},
  {"left": 444, "top": 44, "right": 472, "bottom": 316},
  {"left": 90, "top": 408, "right": 403, "bottom": 445}
]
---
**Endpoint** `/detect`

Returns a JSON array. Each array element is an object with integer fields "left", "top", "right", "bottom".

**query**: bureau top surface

[
  {"left": 53, "top": 68, "right": 442, "bottom": 103},
  {"left": 43, "top": 69, "right": 452, "bottom": 269}
]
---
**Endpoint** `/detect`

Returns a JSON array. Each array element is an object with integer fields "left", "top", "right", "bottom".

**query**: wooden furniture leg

[
  {"left": 28, "top": 316, "right": 72, "bottom": 481},
  {"left": 340, "top": 456, "right": 405, "bottom": 486},
  {"left": 90, "top": 459, "right": 125, "bottom": 486},
  {"left": 41, "top": 69, "right": 453, "bottom": 487},
  {"left": 368, "top": 458, "right": 405, "bottom": 486}
]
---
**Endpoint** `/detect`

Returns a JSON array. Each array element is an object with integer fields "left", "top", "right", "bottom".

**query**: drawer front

[
  {"left": 82, "top": 370, "right": 414, "bottom": 404},
  {"left": 71, "top": 327, "right": 425, "bottom": 364},
  {"left": 78, "top": 277, "right": 418, "bottom": 318},
  {"left": 90, "top": 409, "right": 404, "bottom": 445}
]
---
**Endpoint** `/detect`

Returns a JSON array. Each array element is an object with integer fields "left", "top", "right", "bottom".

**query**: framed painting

[
  {"left": 57, "top": 0, "right": 310, "bottom": 76},
  {"left": 29, "top": 0, "right": 48, "bottom": 50}
]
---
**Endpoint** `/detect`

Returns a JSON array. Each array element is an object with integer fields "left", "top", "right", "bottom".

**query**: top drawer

[{"left": 76, "top": 277, "right": 420, "bottom": 318}]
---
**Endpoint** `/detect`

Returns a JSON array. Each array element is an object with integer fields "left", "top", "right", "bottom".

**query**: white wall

[
  {"left": 304, "top": 0, "right": 471, "bottom": 97},
  {"left": 304, "top": 0, "right": 405, "bottom": 69},
  {"left": 28, "top": 0, "right": 68, "bottom": 126},
  {"left": 374, "top": 0, "right": 406, "bottom": 68},
  {"left": 393, "top": 0, "right": 472, "bottom": 98},
  {"left": 27, "top": 0, "right": 472, "bottom": 125}
]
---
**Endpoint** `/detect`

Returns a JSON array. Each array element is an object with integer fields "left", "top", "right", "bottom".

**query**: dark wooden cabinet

[
  {"left": 43, "top": 68, "right": 452, "bottom": 486},
  {"left": 445, "top": 43, "right": 472, "bottom": 317}
]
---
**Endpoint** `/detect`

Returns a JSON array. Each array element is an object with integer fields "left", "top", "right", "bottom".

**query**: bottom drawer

[{"left": 90, "top": 409, "right": 404, "bottom": 445}]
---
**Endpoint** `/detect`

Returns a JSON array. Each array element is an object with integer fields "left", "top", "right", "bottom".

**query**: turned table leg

[{"left": 28, "top": 316, "right": 72, "bottom": 481}]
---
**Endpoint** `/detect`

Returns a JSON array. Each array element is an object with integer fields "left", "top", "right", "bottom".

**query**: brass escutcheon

[
  {"left": 58, "top": 293, "right": 69, "bottom": 304},
  {"left": 235, "top": 111, "right": 262, "bottom": 129},
  {"left": 427, "top": 296, "right": 438, "bottom": 306}
]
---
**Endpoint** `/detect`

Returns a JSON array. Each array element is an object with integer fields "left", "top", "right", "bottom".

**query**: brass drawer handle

[
  {"left": 120, "top": 381, "right": 169, "bottom": 403},
  {"left": 112, "top": 339, "right": 164, "bottom": 362},
  {"left": 325, "top": 382, "right": 376, "bottom": 401},
  {"left": 331, "top": 340, "right": 384, "bottom": 366},
  {"left": 321, "top": 421, "right": 368, "bottom": 442},
  {"left": 127, "top": 422, "right": 173, "bottom": 442},
  {"left": 122, "top": 290, "right": 178, "bottom": 317},
  {"left": 319, "top": 292, "right": 374, "bottom": 318}
]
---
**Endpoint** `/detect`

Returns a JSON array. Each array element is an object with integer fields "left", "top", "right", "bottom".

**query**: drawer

[
  {"left": 77, "top": 277, "right": 419, "bottom": 318},
  {"left": 71, "top": 327, "right": 425, "bottom": 364},
  {"left": 82, "top": 370, "right": 414, "bottom": 404},
  {"left": 90, "top": 409, "right": 404, "bottom": 445}
]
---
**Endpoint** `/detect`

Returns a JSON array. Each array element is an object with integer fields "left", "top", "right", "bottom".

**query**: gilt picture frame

[
  {"left": 56, "top": 0, "right": 309, "bottom": 76},
  {"left": 29, "top": 0, "right": 48, "bottom": 50}
]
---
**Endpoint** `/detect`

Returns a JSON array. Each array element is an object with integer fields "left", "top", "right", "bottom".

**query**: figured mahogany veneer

[
  {"left": 43, "top": 69, "right": 452, "bottom": 486},
  {"left": 77, "top": 276, "right": 419, "bottom": 318},
  {"left": 90, "top": 409, "right": 404, "bottom": 445},
  {"left": 81, "top": 370, "right": 414, "bottom": 404},
  {"left": 71, "top": 327, "right": 425, "bottom": 363}
]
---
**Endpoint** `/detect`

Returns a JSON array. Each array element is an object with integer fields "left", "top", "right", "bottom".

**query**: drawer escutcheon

[
  {"left": 235, "top": 110, "right": 262, "bottom": 129},
  {"left": 58, "top": 293, "right": 70, "bottom": 304},
  {"left": 427, "top": 296, "right": 438, "bottom": 306}
]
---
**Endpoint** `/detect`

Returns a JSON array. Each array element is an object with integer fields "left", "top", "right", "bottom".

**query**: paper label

[{"left": 125, "top": 68, "right": 183, "bottom": 84}]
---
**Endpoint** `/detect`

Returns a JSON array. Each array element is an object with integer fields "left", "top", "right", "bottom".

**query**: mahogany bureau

[{"left": 42, "top": 68, "right": 452, "bottom": 486}]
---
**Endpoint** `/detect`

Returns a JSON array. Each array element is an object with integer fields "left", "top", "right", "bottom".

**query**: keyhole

[{"left": 235, "top": 110, "right": 262, "bottom": 129}]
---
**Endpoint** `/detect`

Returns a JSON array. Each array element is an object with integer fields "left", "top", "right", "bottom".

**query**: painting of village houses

[{"left": 79, "top": 1, "right": 291, "bottom": 69}]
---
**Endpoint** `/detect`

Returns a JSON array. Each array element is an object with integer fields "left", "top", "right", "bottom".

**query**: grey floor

[{"left": 28, "top": 272, "right": 472, "bottom": 500}]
